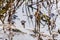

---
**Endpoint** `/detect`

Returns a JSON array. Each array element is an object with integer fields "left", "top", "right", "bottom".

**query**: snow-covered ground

[{"left": 0, "top": 0, "right": 60, "bottom": 40}]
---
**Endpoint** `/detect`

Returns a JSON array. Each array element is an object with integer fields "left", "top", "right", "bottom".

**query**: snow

[{"left": 0, "top": 0, "right": 60, "bottom": 40}]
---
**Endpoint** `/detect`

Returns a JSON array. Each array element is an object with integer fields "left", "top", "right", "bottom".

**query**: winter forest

[{"left": 0, "top": 0, "right": 60, "bottom": 40}]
